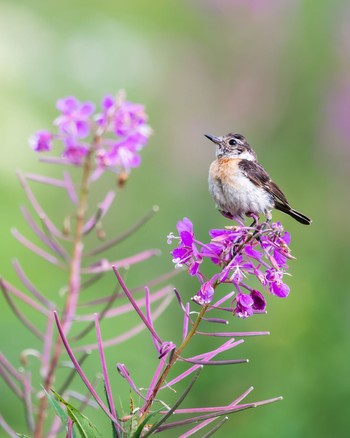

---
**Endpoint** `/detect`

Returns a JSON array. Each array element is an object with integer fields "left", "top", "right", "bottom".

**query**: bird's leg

[{"left": 246, "top": 212, "right": 259, "bottom": 228}]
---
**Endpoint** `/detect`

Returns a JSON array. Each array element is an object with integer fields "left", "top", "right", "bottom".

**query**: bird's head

[{"left": 205, "top": 133, "right": 257, "bottom": 161}]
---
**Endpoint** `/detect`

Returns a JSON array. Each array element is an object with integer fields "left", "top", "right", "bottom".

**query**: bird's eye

[{"left": 229, "top": 139, "right": 237, "bottom": 146}]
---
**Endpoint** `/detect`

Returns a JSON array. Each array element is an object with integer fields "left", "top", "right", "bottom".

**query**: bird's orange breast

[{"left": 209, "top": 158, "right": 241, "bottom": 187}]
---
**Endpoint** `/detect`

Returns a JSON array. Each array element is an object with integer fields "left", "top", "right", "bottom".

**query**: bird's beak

[{"left": 204, "top": 134, "right": 221, "bottom": 145}]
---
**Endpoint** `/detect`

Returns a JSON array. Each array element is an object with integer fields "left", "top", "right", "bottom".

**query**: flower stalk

[
  {"left": 139, "top": 303, "right": 209, "bottom": 423},
  {"left": 34, "top": 149, "right": 94, "bottom": 437}
]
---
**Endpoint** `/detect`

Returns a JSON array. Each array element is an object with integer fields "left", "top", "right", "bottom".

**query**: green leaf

[
  {"left": 43, "top": 387, "right": 76, "bottom": 437},
  {"left": 16, "top": 434, "right": 31, "bottom": 438},
  {"left": 51, "top": 389, "right": 103, "bottom": 438},
  {"left": 128, "top": 390, "right": 138, "bottom": 436},
  {"left": 133, "top": 408, "right": 164, "bottom": 438}
]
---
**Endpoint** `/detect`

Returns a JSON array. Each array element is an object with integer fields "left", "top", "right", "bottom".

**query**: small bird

[{"left": 205, "top": 132, "right": 311, "bottom": 225}]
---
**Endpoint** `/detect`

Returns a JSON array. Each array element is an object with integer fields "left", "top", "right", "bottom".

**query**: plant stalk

[{"left": 34, "top": 148, "right": 94, "bottom": 437}]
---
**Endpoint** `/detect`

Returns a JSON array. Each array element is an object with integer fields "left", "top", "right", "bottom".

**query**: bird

[{"left": 205, "top": 132, "right": 312, "bottom": 225}]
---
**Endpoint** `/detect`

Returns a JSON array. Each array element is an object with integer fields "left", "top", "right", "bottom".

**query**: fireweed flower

[
  {"left": 29, "top": 130, "right": 53, "bottom": 152},
  {"left": 235, "top": 290, "right": 267, "bottom": 318},
  {"left": 54, "top": 96, "right": 95, "bottom": 138},
  {"left": 62, "top": 138, "right": 89, "bottom": 166},
  {"left": 193, "top": 280, "right": 215, "bottom": 305},
  {"left": 168, "top": 218, "right": 293, "bottom": 317},
  {"left": 94, "top": 94, "right": 152, "bottom": 172},
  {"left": 29, "top": 91, "right": 152, "bottom": 175},
  {"left": 169, "top": 217, "right": 202, "bottom": 275},
  {"left": 260, "top": 223, "right": 292, "bottom": 269},
  {"left": 265, "top": 268, "right": 290, "bottom": 298},
  {"left": 235, "top": 292, "right": 254, "bottom": 318}
]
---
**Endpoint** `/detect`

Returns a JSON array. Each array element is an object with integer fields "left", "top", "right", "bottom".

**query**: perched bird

[{"left": 205, "top": 132, "right": 311, "bottom": 225}]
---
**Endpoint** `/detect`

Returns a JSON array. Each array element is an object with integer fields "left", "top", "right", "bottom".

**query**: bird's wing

[{"left": 238, "top": 159, "right": 289, "bottom": 206}]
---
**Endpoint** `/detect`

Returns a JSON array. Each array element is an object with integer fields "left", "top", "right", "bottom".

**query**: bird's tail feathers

[{"left": 275, "top": 203, "right": 312, "bottom": 225}]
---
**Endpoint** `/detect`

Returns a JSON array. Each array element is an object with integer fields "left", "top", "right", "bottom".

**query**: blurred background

[{"left": 1, "top": 0, "right": 349, "bottom": 436}]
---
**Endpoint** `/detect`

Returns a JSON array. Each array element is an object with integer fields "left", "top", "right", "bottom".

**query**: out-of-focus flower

[
  {"left": 54, "top": 96, "right": 95, "bottom": 138},
  {"left": 62, "top": 139, "right": 89, "bottom": 166},
  {"left": 95, "top": 94, "right": 152, "bottom": 173},
  {"left": 29, "top": 130, "right": 53, "bottom": 152},
  {"left": 96, "top": 139, "right": 142, "bottom": 172},
  {"left": 30, "top": 91, "right": 152, "bottom": 175}
]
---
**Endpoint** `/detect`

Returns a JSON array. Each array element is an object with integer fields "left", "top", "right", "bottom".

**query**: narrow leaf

[
  {"left": 133, "top": 408, "right": 164, "bottom": 438},
  {"left": 143, "top": 367, "right": 202, "bottom": 437},
  {"left": 51, "top": 389, "right": 102, "bottom": 438},
  {"left": 43, "top": 388, "right": 73, "bottom": 436}
]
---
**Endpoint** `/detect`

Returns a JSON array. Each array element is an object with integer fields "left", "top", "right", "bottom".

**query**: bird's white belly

[{"left": 210, "top": 171, "right": 274, "bottom": 218}]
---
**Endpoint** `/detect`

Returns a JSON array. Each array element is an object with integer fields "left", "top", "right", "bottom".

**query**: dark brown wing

[{"left": 238, "top": 160, "right": 289, "bottom": 206}]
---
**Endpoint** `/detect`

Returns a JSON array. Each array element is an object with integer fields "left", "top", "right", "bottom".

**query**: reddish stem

[{"left": 34, "top": 148, "right": 93, "bottom": 437}]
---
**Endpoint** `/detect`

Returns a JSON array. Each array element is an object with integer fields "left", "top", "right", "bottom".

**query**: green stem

[{"left": 139, "top": 303, "right": 209, "bottom": 424}]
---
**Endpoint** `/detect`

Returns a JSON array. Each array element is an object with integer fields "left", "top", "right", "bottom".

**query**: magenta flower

[
  {"left": 96, "top": 140, "right": 142, "bottom": 172},
  {"left": 250, "top": 290, "right": 266, "bottom": 312},
  {"left": 29, "top": 91, "right": 152, "bottom": 176},
  {"left": 95, "top": 94, "right": 119, "bottom": 129},
  {"left": 235, "top": 293, "right": 254, "bottom": 318},
  {"left": 114, "top": 101, "right": 148, "bottom": 138},
  {"left": 205, "top": 227, "right": 248, "bottom": 265},
  {"left": 29, "top": 130, "right": 53, "bottom": 152},
  {"left": 168, "top": 219, "right": 294, "bottom": 318},
  {"left": 261, "top": 225, "right": 292, "bottom": 268},
  {"left": 54, "top": 96, "right": 95, "bottom": 138},
  {"left": 170, "top": 218, "right": 202, "bottom": 275},
  {"left": 193, "top": 281, "right": 215, "bottom": 305},
  {"left": 244, "top": 245, "right": 263, "bottom": 261},
  {"left": 235, "top": 290, "right": 266, "bottom": 318},
  {"left": 265, "top": 268, "right": 290, "bottom": 298},
  {"left": 97, "top": 95, "right": 151, "bottom": 142},
  {"left": 62, "top": 139, "right": 89, "bottom": 166},
  {"left": 94, "top": 94, "right": 152, "bottom": 173},
  {"left": 273, "top": 231, "right": 291, "bottom": 268}
]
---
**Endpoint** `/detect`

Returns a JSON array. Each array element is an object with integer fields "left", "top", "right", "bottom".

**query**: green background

[{"left": 1, "top": 0, "right": 349, "bottom": 437}]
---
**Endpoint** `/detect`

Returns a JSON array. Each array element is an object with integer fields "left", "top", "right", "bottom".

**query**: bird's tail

[{"left": 275, "top": 203, "right": 312, "bottom": 225}]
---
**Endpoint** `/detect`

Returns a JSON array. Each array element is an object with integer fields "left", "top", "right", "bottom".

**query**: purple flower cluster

[
  {"left": 29, "top": 91, "right": 152, "bottom": 174},
  {"left": 168, "top": 218, "right": 293, "bottom": 318}
]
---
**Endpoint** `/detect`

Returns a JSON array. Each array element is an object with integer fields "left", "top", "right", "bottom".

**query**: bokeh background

[{"left": 1, "top": 0, "right": 349, "bottom": 437}]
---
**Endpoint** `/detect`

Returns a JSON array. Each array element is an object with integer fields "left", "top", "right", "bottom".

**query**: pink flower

[
  {"left": 193, "top": 281, "right": 215, "bottom": 305},
  {"left": 29, "top": 130, "right": 53, "bottom": 152},
  {"left": 54, "top": 96, "right": 95, "bottom": 138},
  {"left": 62, "top": 139, "right": 89, "bottom": 166}
]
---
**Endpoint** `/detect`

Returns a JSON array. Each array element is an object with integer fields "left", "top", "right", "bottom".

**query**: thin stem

[
  {"left": 139, "top": 302, "right": 209, "bottom": 424},
  {"left": 34, "top": 146, "right": 94, "bottom": 437}
]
